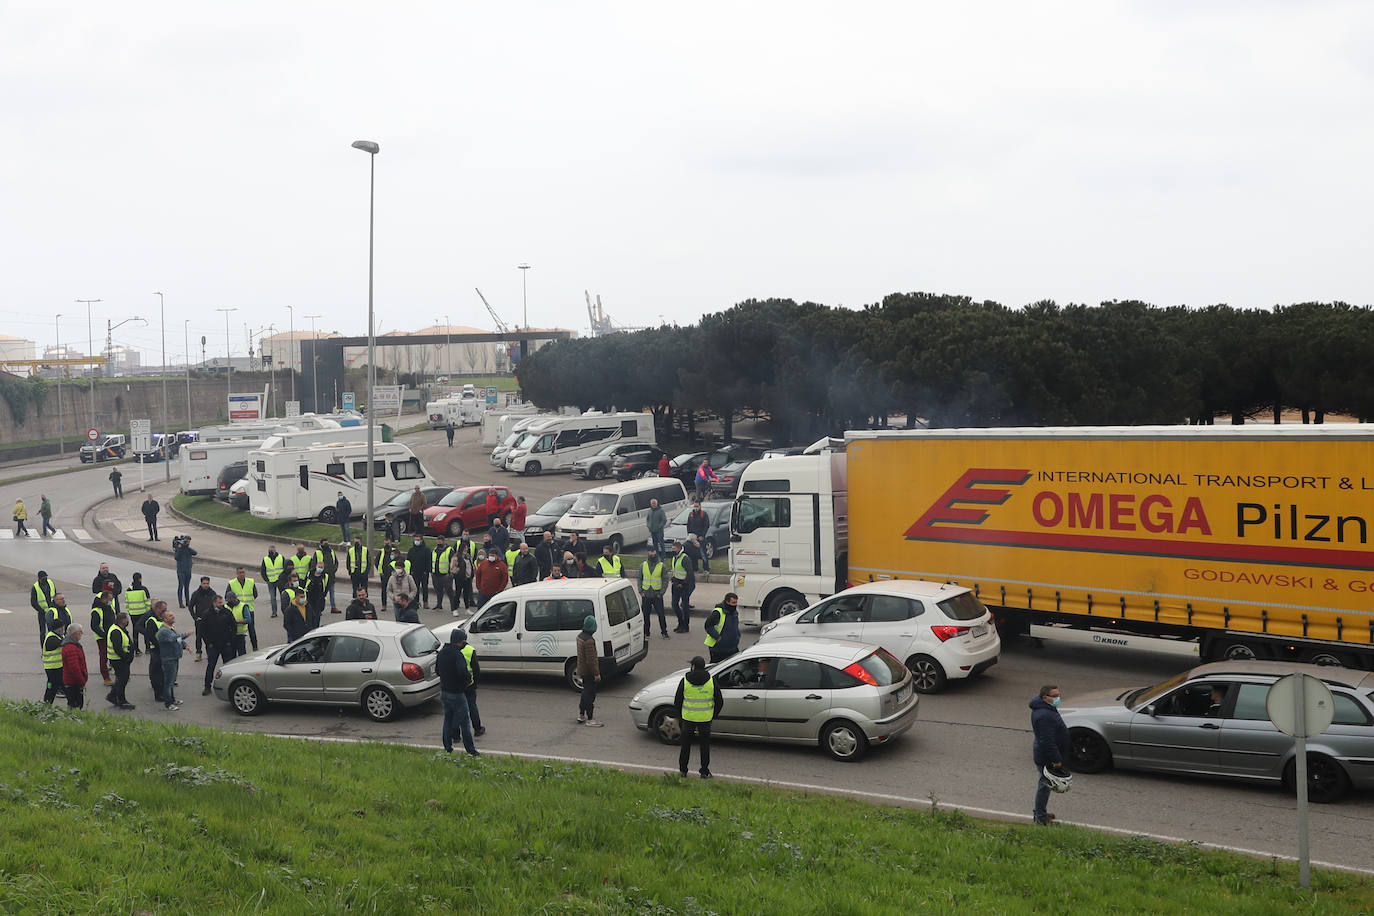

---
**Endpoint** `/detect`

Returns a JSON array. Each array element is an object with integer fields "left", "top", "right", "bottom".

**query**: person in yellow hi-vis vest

[{"left": 673, "top": 656, "right": 723, "bottom": 779}]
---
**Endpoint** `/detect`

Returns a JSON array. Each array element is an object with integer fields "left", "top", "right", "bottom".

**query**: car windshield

[
  {"left": 534, "top": 495, "right": 577, "bottom": 517},
  {"left": 501, "top": 432, "right": 521, "bottom": 446},
  {"left": 514, "top": 432, "right": 539, "bottom": 449},
  {"left": 570, "top": 493, "right": 618, "bottom": 515},
  {"left": 669, "top": 506, "right": 694, "bottom": 524},
  {"left": 400, "top": 626, "right": 440, "bottom": 657},
  {"left": 438, "top": 490, "right": 473, "bottom": 508},
  {"left": 383, "top": 491, "right": 413, "bottom": 509},
  {"left": 936, "top": 592, "right": 988, "bottom": 621},
  {"left": 1126, "top": 670, "right": 1193, "bottom": 708},
  {"left": 670, "top": 453, "right": 702, "bottom": 470},
  {"left": 597, "top": 444, "right": 622, "bottom": 456}
]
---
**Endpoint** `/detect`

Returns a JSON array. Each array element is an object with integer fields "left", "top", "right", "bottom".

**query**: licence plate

[
  {"left": 615, "top": 644, "right": 629, "bottom": 659},
  {"left": 897, "top": 684, "right": 912, "bottom": 704},
  {"left": 971, "top": 624, "right": 988, "bottom": 638}
]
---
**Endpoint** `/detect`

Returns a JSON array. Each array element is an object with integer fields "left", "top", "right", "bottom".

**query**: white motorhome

[
  {"left": 505, "top": 412, "right": 655, "bottom": 476},
  {"left": 248, "top": 441, "right": 434, "bottom": 523},
  {"left": 489, "top": 414, "right": 556, "bottom": 468},
  {"left": 480, "top": 405, "right": 540, "bottom": 447},
  {"left": 457, "top": 394, "right": 484, "bottom": 426},
  {"left": 179, "top": 419, "right": 363, "bottom": 495},
  {"left": 429, "top": 396, "right": 487, "bottom": 430}
]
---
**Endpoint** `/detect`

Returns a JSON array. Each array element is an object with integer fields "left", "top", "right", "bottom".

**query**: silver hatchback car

[
  {"left": 212, "top": 620, "right": 442, "bottom": 722},
  {"left": 628, "top": 638, "right": 918, "bottom": 762},
  {"left": 1062, "top": 661, "right": 1374, "bottom": 802}
]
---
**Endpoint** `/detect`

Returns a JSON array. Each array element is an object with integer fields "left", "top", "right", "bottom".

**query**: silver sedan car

[
  {"left": 1062, "top": 660, "right": 1374, "bottom": 802},
  {"left": 212, "top": 621, "right": 442, "bottom": 722},
  {"left": 628, "top": 638, "right": 918, "bottom": 762}
]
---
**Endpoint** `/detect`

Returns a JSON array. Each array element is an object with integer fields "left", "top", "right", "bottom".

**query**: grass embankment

[{"left": 0, "top": 701, "right": 1366, "bottom": 915}]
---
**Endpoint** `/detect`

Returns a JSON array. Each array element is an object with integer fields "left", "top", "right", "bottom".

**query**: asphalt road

[{"left": 1, "top": 426, "right": 1371, "bottom": 874}]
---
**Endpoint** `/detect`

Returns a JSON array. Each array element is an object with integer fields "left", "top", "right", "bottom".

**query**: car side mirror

[{"left": 1143, "top": 704, "right": 1156, "bottom": 717}]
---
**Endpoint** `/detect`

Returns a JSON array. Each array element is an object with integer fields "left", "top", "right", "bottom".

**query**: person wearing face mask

[
  {"left": 406, "top": 534, "right": 432, "bottom": 609},
  {"left": 473, "top": 549, "right": 507, "bottom": 608},
  {"left": 1029, "top": 684, "right": 1070, "bottom": 826}
]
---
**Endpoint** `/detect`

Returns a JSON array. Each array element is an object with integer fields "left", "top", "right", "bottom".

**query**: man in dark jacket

[
  {"left": 686, "top": 503, "right": 710, "bottom": 571},
  {"left": 436, "top": 630, "right": 479, "bottom": 756},
  {"left": 704, "top": 594, "right": 740, "bottom": 663},
  {"left": 175, "top": 536, "right": 198, "bottom": 608},
  {"left": 1030, "top": 685, "right": 1071, "bottom": 825},
  {"left": 315, "top": 538, "right": 340, "bottom": 613},
  {"left": 534, "top": 531, "right": 559, "bottom": 580},
  {"left": 187, "top": 575, "right": 218, "bottom": 661},
  {"left": 406, "top": 535, "right": 432, "bottom": 608},
  {"left": 344, "top": 587, "right": 377, "bottom": 620},
  {"left": 510, "top": 542, "right": 539, "bottom": 586},
  {"left": 140, "top": 496, "right": 161, "bottom": 541},
  {"left": 199, "top": 595, "right": 237, "bottom": 695},
  {"left": 488, "top": 517, "right": 510, "bottom": 555},
  {"left": 335, "top": 491, "right": 353, "bottom": 543},
  {"left": 673, "top": 655, "right": 724, "bottom": 778},
  {"left": 91, "top": 562, "right": 123, "bottom": 616},
  {"left": 453, "top": 539, "right": 476, "bottom": 610}
]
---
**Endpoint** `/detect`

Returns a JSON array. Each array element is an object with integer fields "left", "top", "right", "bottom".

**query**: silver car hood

[{"left": 1059, "top": 687, "right": 1135, "bottom": 716}]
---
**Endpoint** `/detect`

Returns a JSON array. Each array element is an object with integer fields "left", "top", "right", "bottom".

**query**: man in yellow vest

[
  {"left": 281, "top": 574, "right": 310, "bottom": 642},
  {"left": 289, "top": 544, "right": 315, "bottom": 584},
  {"left": 454, "top": 629, "right": 485, "bottom": 737},
  {"left": 29, "top": 570, "right": 55, "bottom": 650},
  {"left": 104, "top": 612, "right": 135, "bottom": 710},
  {"left": 260, "top": 545, "right": 287, "bottom": 618},
  {"left": 143, "top": 601, "right": 169, "bottom": 703},
  {"left": 41, "top": 618, "right": 66, "bottom": 705},
  {"left": 673, "top": 656, "right": 722, "bottom": 779},
  {"left": 122, "top": 572, "right": 152, "bottom": 657},
  {"left": 225, "top": 566, "right": 259, "bottom": 652},
  {"left": 639, "top": 548, "right": 669, "bottom": 639},
  {"left": 431, "top": 536, "right": 455, "bottom": 611},
  {"left": 90, "top": 586, "right": 116, "bottom": 686},
  {"left": 596, "top": 544, "right": 623, "bottom": 579},
  {"left": 346, "top": 536, "right": 370, "bottom": 596},
  {"left": 669, "top": 542, "right": 693, "bottom": 633}
]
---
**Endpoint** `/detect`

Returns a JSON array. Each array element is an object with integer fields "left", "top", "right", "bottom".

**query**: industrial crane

[
  {"left": 585, "top": 291, "right": 646, "bottom": 336},
  {"left": 474, "top": 288, "right": 510, "bottom": 334}
]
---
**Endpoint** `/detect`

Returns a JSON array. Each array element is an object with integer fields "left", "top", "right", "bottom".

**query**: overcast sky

[{"left": 4, "top": 1, "right": 1371, "bottom": 363}]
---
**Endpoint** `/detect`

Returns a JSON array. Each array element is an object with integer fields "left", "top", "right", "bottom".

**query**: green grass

[
  {"left": 0, "top": 700, "right": 1366, "bottom": 915},
  {"left": 172, "top": 494, "right": 351, "bottom": 547}
]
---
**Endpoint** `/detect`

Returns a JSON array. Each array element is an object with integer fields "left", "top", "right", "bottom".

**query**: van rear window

[{"left": 604, "top": 586, "right": 640, "bottom": 626}]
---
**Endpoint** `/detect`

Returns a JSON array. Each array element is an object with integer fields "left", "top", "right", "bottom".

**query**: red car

[{"left": 423, "top": 486, "right": 516, "bottom": 537}]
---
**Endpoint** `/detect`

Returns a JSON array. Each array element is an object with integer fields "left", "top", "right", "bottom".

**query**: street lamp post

[
  {"left": 216, "top": 307, "right": 237, "bottom": 420},
  {"left": 518, "top": 263, "right": 531, "bottom": 329},
  {"left": 304, "top": 314, "right": 321, "bottom": 413},
  {"left": 444, "top": 313, "right": 450, "bottom": 382},
  {"left": 352, "top": 139, "right": 380, "bottom": 547},
  {"left": 54, "top": 315, "right": 63, "bottom": 456},
  {"left": 76, "top": 298, "right": 101, "bottom": 430},
  {"left": 155, "top": 292, "right": 170, "bottom": 480},
  {"left": 286, "top": 305, "right": 296, "bottom": 405},
  {"left": 184, "top": 320, "right": 192, "bottom": 427}
]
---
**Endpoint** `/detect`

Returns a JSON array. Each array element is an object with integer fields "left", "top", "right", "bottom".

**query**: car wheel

[
  {"left": 590, "top": 465, "right": 607, "bottom": 480},
  {"left": 318, "top": 506, "right": 338, "bottom": 524},
  {"left": 362, "top": 686, "right": 398, "bottom": 722},
  {"left": 906, "top": 654, "right": 947, "bottom": 694},
  {"left": 447, "top": 519, "right": 464, "bottom": 537},
  {"left": 524, "top": 461, "right": 541, "bottom": 476},
  {"left": 608, "top": 534, "right": 624, "bottom": 555},
  {"left": 1068, "top": 728, "right": 1112, "bottom": 774},
  {"left": 564, "top": 658, "right": 584, "bottom": 692},
  {"left": 1283, "top": 753, "right": 1350, "bottom": 803},
  {"left": 230, "top": 681, "right": 265, "bottom": 716},
  {"left": 821, "top": 719, "right": 869, "bottom": 762},
  {"left": 701, "top": 538, "right": 716, "bottom": 561},
  {"left": 648, "top": 706, "right": 682, "bottom": 745},
  {"left": 764, "top": 589, "right": 805, "bottom": 622}
]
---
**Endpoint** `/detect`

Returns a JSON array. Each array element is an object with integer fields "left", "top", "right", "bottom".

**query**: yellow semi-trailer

[{"left": 731, "top": 426, "right": 1374, "bottom": 668}]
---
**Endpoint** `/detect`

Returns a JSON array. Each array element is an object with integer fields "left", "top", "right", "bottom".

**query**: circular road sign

[
  {"left": 86, "top": 428, "right": 99, "bottom": 442},
  {"left": 1267, "top": 673, "right": 1335, "bottom": 738}
]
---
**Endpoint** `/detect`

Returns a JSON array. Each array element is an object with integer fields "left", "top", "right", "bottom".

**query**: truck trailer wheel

[{"left": 1213, "top": 639, "right": 1262, "bottom": 662}]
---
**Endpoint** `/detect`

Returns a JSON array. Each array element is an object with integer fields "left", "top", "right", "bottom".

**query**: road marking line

[
  {"left": 0, "top": 531, "right": 11, "bottom": 540},
  {"left": 262, "top": 732, "right": 1374, "bottom": 876},
  {"left": 71, "top": 529, "right": 92, "bottom": 541},
  {"left": 50, "top": 530, "right": 67, "bottom": 540}
]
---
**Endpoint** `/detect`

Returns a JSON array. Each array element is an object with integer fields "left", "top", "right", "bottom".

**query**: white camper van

[
  {"left": 457, "top": 394, "right": 484, "bottom": 426},
  {"left": 248, "top": 441, "right": 434, "bottom": 523},
  {"left": 489, "top": 414, "right": 555, "bottom": 468},
  {"left": 179, "top": 420, "right": 363, "bottom": 495},
  {"left": 505, "top": 412, "right": 655, "bottom": 476}
]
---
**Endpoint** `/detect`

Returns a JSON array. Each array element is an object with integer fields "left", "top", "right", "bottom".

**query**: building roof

[
  {"left": 0, "top": 334, "right": 34, "bottom": 342},
  {"left": 262, "top": 330, "right": 341, "bottom": 341}
]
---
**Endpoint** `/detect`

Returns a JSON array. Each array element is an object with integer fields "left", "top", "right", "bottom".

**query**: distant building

[
  {"left": 261, "top": 329, "right": 342, "bottom": 375},
  {"left": 105, "top": 344, "right": 142, "bottom": 376},
  {"left": 0, "top": 334, "right": 36, "bottom": 365}
]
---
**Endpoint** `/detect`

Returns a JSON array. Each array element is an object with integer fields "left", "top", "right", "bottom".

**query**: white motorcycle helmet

[{"left": 1042, "top": 765, "right": 1073, "bottom": 794}]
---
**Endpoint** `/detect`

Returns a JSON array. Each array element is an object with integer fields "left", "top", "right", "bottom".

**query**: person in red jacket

[
  {"left": 484, "top": 488, "right": 500, "bottom": 528},
  {"left": 510, "top": 497, "right": 527, "bottom": 543},
  {"left": 657, "top": 455, "right": 671, "bottom": 477},
  {"left": 473, "top": 551, "right": 508, "bottom": 607},
  {"left": 61, "top": 623, "right": 89, "bottom": 709}
]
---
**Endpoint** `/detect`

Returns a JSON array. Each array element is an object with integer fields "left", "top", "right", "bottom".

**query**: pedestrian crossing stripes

[{"left": 1, "top": 528, "right": 86, "bottom": 541}]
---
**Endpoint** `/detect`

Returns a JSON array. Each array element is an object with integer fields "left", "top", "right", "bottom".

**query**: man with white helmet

[{"left": 1029, "top": 684, "right": 1071, "bottom": 826}]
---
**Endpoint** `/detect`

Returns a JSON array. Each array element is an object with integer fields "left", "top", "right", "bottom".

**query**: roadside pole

[{"left": 1266, "top": 673, "right": 1335, "bottom": 890}]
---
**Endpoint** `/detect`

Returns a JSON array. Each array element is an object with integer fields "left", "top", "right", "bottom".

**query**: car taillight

[
  {"left": 843, "top": 662, "right": 878, "bottom": 686},
  {"left": 931, "top": 625, "right": 970, "bottom": 642},
  {"left": 602, "top": 639, "right": 613, "bottom": 656},
  {"left": 401, "top": 662, "right": 425, "bottom": 681}
]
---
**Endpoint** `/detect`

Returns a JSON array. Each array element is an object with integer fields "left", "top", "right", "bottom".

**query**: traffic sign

[
  {"left": 342, "top": 392, "right": 356, "bottom": 411},
  {"left": 1267, "top": 673, "right": 1335, "bottom": 738},
  {"left": 285, "top": 401, "right": 301, "bottom": 418},
  {"left": 86, "top": 428, "right": 99, "bottom": 442},
  {"left": 129, "top": 419, "right": 152, "bottom": 454},
  {"left": 485, "top": 386, "right": 499, "bottom": 406}
]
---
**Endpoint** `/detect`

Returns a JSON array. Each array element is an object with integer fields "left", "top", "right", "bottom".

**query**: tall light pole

[
  {"left": 155, "top": 292, "right": 170, "bottom": 480},
  {"left": 352, "top": 138, "right": 380, "bottom": 547},
  {"left": 444, "top": 313, "right": 450, "bottom": 381},
  {"left": 76, "top": 298, "right": 101, "bottom": 429},
  {"left": 183, "top": 320, "right": 192, "bottom": 427},
  {"left": 216, "top": 307, "right": 237, "bottom": 419},
  {"left": 304, "top": 313, "right": 321, "bottom": 413},
  {"left": 286, "top": 304, "right": 296, "bottom": 404},
  {"left": 518, "top": 263, "right": 531, "bottom": 329},
  {"left": 54, "top": 314, "right": 63, "bottom": 456}
]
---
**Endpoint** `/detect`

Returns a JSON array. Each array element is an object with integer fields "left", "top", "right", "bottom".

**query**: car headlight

[{"left": 760, "top": 622, "right": 776, "bottom": 636}]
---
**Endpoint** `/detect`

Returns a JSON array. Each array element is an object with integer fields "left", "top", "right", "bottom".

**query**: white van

[
  {"left": 555, "top": 477, "right": 688, "bottom": 552},
  {"left": 432, "top": 578, "right": 647, "bottom": 690},
  {"left": 248, "top": 441, "right": 433, "bottom": 522},
  {"left": 505, "top": 411, "right": 655, "bottom": 476}
]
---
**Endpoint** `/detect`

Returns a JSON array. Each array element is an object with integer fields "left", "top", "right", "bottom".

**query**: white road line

[
  {"left": 0, "top": 531, "right": 11, "bottom": 540},
  {"left": 50, "top": 530, "right": 67, "bottom": 540},
  {"left": 71, "top": 529, "right": 92, "bottom": 541},
  {"left": 263, "top": 732, "right": 1374, "bottom": 876}
]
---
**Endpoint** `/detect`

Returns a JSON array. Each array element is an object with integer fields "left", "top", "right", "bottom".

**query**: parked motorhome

[{"left": 248, "top": 441, "right": 434, "bottom": 523}]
